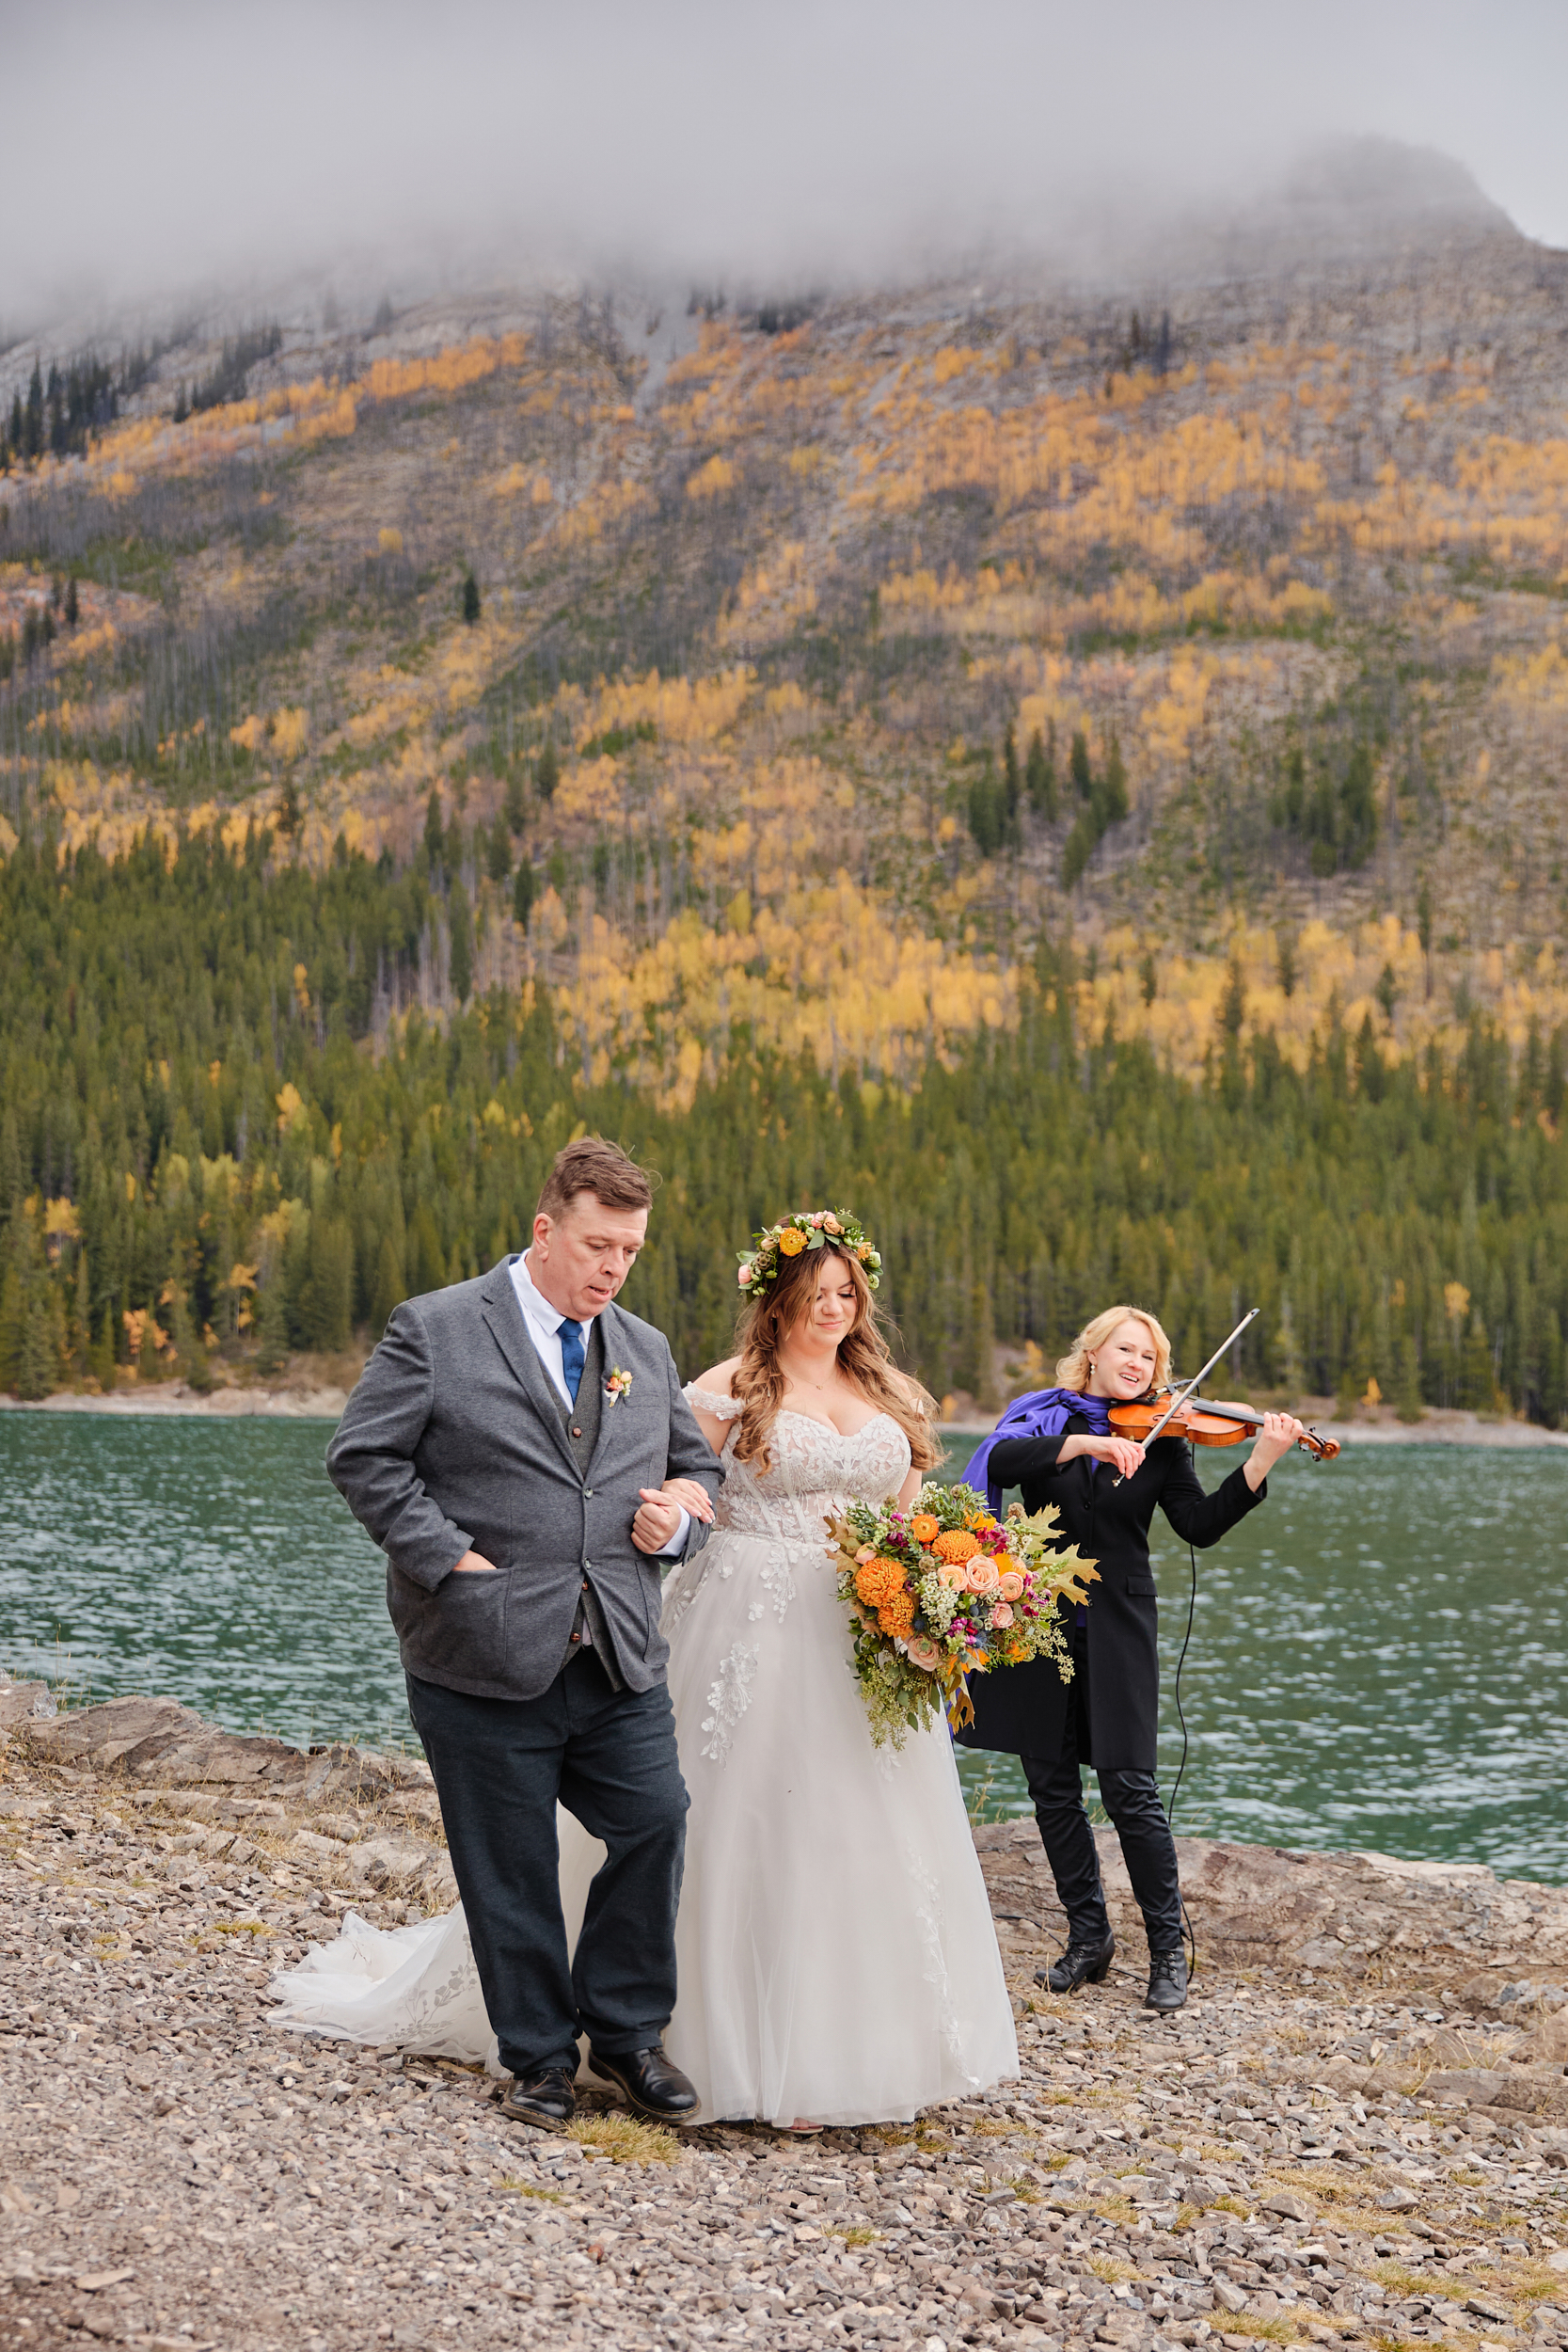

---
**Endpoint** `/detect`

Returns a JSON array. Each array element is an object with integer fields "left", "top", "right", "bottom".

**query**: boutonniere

[{"left": 604, "top": 1366, "right": 633, "bottom": 1408}]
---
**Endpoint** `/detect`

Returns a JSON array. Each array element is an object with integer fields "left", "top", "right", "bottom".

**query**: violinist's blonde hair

[{"left": 1056, "top": 1306, "right": 1171, "bottom": 1395}]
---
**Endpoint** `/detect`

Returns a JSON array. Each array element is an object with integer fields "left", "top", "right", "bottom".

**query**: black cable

[{"left": 1164, "top": 1537, "right": 1199, "bottom": 1978}]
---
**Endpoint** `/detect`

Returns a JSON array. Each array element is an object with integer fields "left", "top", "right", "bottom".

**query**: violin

[{"left": 1109, "top": 1387, "right": 1341, "bottom": 1463}]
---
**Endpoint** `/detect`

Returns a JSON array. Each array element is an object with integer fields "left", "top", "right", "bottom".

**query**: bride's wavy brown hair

[{"left": 731, "top": 1240, "right": 940, "bottom": 1473}]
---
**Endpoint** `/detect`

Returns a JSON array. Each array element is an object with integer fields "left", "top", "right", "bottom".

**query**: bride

[{"left": 272, "top": 1211, "right": 1018, "bottom": 2129}]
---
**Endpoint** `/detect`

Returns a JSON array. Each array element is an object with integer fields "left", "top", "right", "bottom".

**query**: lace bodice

[{"left": 684, "top": 1386, "right": 912, "bottom": 1549}]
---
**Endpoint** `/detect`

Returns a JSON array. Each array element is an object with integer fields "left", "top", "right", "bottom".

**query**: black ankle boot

[
  {"left": 1144, "top": 1947, "right": 1188, "bottom": 2010},
  {"left": 1036, "top": 1931, "right": 1116, "bottom": 1994}
]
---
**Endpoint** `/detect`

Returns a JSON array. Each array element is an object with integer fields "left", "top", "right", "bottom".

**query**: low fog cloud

[{"left": 7, "top": 0, "right": 1566, "bottom": 325}]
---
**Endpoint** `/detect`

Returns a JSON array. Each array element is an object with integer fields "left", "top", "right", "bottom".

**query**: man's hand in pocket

[{"left": 451, "top": 1550, "right": 499, "bottom": 1574}]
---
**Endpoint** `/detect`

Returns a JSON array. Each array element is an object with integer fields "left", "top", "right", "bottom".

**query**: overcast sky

[{"left": 7, "top": 0, "right": 1566, "bottom": 326}]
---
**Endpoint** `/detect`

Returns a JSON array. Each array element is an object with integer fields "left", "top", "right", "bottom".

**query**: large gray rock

[
  {"left": 0, "top": 1680, "right": 56, "bottom": 1733},
  {"left": 19, "top": 1693, "right": 431, "bottom": 1801}
]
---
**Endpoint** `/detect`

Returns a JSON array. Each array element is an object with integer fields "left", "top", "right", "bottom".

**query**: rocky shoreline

[
  {"left": 2, "top": 1684, "right": 1567, "bottom": 2352},
  {"left": 0, "top": 1386, "right": 352, "bottom": 1422},
  {"left": 6, "top": 1391, "right": 1567, "bottom": 1449}
]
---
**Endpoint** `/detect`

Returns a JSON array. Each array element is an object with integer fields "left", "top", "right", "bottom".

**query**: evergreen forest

[{"left": 2, "top": 826, "right": 1564, "bottom": 1423}]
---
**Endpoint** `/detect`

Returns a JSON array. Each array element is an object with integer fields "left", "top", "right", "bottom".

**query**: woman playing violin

[{"left": 957, "top": 1306, "right": 1305, "bottom": 2012}]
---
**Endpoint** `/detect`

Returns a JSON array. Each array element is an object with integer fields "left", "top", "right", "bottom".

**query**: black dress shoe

[
  {"left": 498, "top": 2066, "right": 576, "bottom": 2133},
  {"left": 1036, "top": 1931, "right": 1116, "bottom": 1994},
  {"left": 588, "top": 2042, "right": 700, "bottom": 2124},
  {"left": 1144, "top": 1947, "right": 1189, "bottom": 2011}
]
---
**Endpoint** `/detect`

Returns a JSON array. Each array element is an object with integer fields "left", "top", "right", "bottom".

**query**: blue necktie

[{"left": 557, "top": 1318, "right": 586, "bottom": 1405}]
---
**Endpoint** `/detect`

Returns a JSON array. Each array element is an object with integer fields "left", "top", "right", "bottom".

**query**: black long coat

[{"left": 955, "top": 1413, "right": 1266, "bottom": 1772}]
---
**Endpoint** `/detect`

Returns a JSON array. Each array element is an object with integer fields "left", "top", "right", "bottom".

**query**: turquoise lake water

[{"left": 1, "top": 1416, "right": 1564, "bottom": 1882}]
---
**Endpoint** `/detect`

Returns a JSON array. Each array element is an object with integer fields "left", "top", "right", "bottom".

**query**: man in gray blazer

[{"left": 326, "top": 1136, "right": 724, "bottom": 2132}]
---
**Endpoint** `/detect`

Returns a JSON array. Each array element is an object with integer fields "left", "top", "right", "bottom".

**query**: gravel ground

[{"left": 3, "top": 1700, "right": 1568, "bottom": 2352}]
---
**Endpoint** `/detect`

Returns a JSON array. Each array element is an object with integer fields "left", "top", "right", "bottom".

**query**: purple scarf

[{"left": 961, "top": 1387, "right": 1113, "bottom": 1514}]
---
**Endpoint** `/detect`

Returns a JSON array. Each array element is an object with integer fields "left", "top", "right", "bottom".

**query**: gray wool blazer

[{"left": 325, "top": 1258, "right": 725, "bottom": 1703}]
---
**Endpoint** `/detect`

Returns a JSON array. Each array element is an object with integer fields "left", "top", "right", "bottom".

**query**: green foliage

[
  {"left": 462, "top": 571, "right": 481, "bottom": 627},
  {"left": 448, "top": 882, "right": 474, "bottom": 1007},
  {"left": 276, "top": 774, "right": 303, "bottom": 844},
  {"left": 966, "top": 740, "right": 1020, "bottom": 859},
  {"left": 1, "top": 839, "right": 1565, "bottom": 1426},
  {"left": 1025, "top": 724, "right": 1057, "bottom": 820},
  {"left": 1272, "top": 739, "right": 1379, "bottom": 875},
  {"left": 513, "top": 860, "right": 538, "bottom": 930},
  {"left": 254, "top": 1280, "right": 290, "bottom": 1375},
  {"left": 579, "top": 719, "right": 656, "bottom": 760},
  {"left": 1058, "top": 731, "right": 1129, "bottom": 890},
  {"left": 535, "top": 739, "right": 560, "bottom": 803}
]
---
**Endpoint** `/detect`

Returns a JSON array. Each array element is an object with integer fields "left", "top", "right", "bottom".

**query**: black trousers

[
  {"left": 406, "top": 1654, "right": 689, "bottom": 2080},
  {"left": 1020, "top": 1627, "right": 1182, "bottom": 1955}
]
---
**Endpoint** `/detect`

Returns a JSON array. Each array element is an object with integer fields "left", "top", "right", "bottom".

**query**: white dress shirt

[{"left": 507, "top": 1252, "right": 689, "bottom": 1554}]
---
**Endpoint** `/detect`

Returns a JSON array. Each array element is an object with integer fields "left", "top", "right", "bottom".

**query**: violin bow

[{"left": 1111, "top": 1306, "right": 1259, "bottom": 1484}]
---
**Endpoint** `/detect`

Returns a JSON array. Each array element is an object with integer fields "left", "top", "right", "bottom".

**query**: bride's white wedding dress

[{"left": 271, "top": 1392, "right": 1018, "bottom": 2126}]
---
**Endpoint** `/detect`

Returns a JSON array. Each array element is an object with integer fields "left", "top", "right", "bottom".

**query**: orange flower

[
  {"left": 1005, "top": 1638, "right": 1029, "bottom": 1663},
  {"left": 965, "top": 1555, "right": 1001, "bottom": 1597},
  {"left": 910, "top": 1512, "right": 941, "bottom": 1546},
  {"left": 933, "top": 1529, "right": 979, "bottom": 1565},
  {"left": 997, "top": 1569, "right": 1025, "bottom": 1601},
  {"left": 778, "top": 1227, "right": 807, "bottom": 1256},
  {"left": 855, "top": 1556, "right": 905, "bottom": 1608},
  {"left": 879, "top": 1592, "right": 916, "bottom": 1638}
]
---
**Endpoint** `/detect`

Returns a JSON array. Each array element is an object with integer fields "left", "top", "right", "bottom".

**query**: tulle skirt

[{"left": 271, "top": 1527, "right": 1018, "bottom": 2125}]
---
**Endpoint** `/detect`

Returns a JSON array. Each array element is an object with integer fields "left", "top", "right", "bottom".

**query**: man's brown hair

[{"left": 535, "top": 1136, "right": 655, "bottom": 1224}]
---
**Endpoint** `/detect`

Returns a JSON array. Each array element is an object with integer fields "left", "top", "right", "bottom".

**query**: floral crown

[{"left": 737, "top": 1209, "right": 881, "bottom": 1295}]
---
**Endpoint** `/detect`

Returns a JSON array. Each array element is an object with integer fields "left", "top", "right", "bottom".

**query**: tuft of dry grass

[
  {"left": 564, "top": 2110, "right": 685, "bottom": 2166},
  {"left": 1372, "top": 2263, "right": 1434, "bottom": 2296},
  {"left": 498, "top": 2179, "right": 566, "bottom": 2202},
  {"left": 1088, "top": 2195, "right": 1139, "bottom": 2225},
  {"left": 1218, "top": 2315, "right": 1308, "bottom": 2343},
  {"left": 831, "top": 2226, "right": 879, "bottom": 2248}
]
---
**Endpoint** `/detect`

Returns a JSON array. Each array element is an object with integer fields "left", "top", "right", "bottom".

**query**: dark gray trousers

[{"left": 406, "top": 1655, "right": 689, "bottom": 2080}]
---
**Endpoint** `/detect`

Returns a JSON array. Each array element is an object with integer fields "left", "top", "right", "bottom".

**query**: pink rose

[
  {"left": 906, "top": 1637, "right": 942, "bottom": 1672},
  {"left": 998, "top": 1570, "right": 1025, "bottom": 1601},
  {"left": 938, "top": 1562, "right": 967, "bottom": 1590},
  {"left": 965, "top": 1555, "right": 1001, "bottom": 1597},
  {"left": 823, "top": 1213, "right": 843, "bottom": 1234},
  {"left": 738, "top": 1264, "right": 753, "bottom": 1286},
  {"left": 855, "top": 1545, "right": 878, "bottom": 1565},
  {"left": 990, "top": 1600, "right": 1014, "bottom": 1629}
]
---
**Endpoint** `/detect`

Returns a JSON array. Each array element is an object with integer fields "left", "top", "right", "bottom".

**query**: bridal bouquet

[{"left": 826, "top": 1483, "right": 1099, "bottom": 1750}]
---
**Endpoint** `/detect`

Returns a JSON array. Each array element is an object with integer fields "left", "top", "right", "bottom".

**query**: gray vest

[{"left": 557, "top": 1320, "right": 625, "bottom": 1688}]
